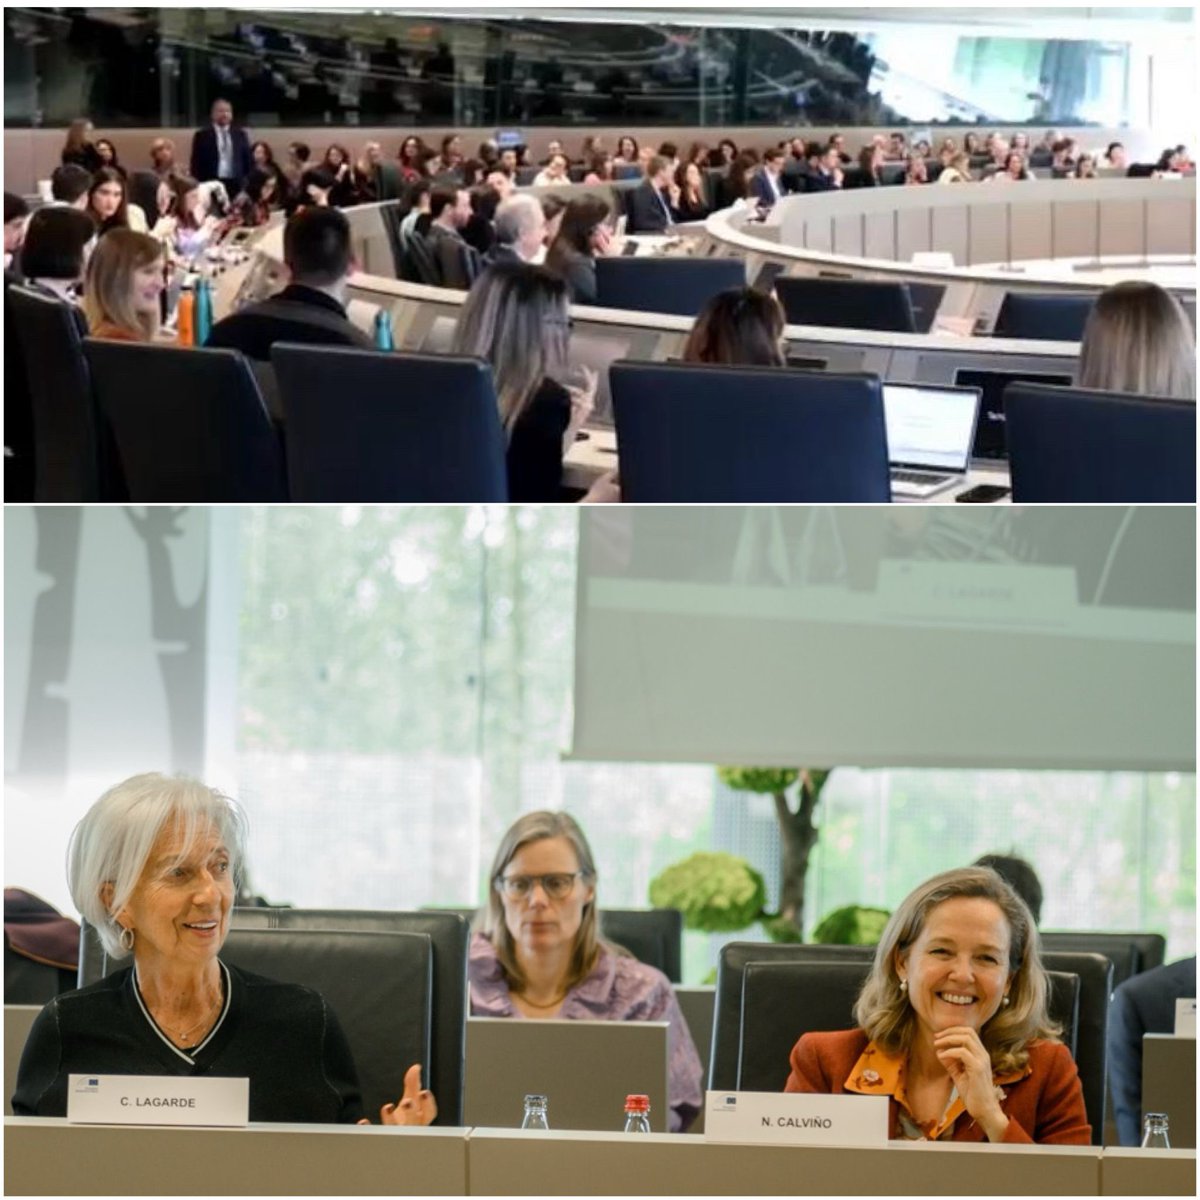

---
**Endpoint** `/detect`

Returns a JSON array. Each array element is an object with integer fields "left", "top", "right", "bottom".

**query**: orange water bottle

[{"left": 177, "top": 282, "right": 195, "bottom": 346}]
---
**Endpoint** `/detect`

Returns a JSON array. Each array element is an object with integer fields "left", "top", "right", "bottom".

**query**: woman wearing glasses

[{"left": 469, "top": 811, "right": 704, "bottom": 1131}]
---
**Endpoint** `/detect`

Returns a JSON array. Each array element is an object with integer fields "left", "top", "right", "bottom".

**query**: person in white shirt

[{"left": 532, "top": 153, "right": 571, "bottom": 188}]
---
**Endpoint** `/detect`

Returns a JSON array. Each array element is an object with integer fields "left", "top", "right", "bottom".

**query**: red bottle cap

[{"left": 624, "top": 1094, "right": 650, "bottom": 1112}]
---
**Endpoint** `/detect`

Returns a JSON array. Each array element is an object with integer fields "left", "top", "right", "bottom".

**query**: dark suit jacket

[
  {"left": 545, "top": 246, "right": 597, "bottom": 304},
  {"left": 752, "top": 170, "right": 784, "bottom": 209},
  {"left": 1107, "top": 957, "right": 1197, "bottom": 1146},
  {"left": 805, "top": 169, "right": 839, "bottom": 193},
  {"left": 786, "top": 1029, "right": 1091, "bottom": 1144},
  {"left": 190, "top": 124, "right": 253, "bottom": 186},
  {"left": 626, "top": 180, "right": 673, "bottom": 233}
]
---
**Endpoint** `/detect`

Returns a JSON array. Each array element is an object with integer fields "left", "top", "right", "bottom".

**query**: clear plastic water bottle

[
  {"left": 622, "top": 1094, "right": 651, "bottom": 1133},
  {"left": 374, "top": 308, "right": 394, "bottom": 350},
  {"left": 521, "top": 1094, "right": 549, "bottom": 1130},
  {"left": 1141, "top": 1112, "right": 1170, "bottom": 1149}
]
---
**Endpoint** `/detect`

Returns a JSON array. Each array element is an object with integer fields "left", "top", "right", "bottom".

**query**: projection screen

[{"left": 571, "top": 507, "right": 1195, "bottom": 771}]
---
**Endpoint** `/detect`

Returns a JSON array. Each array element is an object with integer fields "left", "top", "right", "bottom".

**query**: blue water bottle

[
  {"left": 194, "top": 277, "right": 213, "bottom": 346},
  {"left": 374, "top": 308, "right": 394, "bottom": 350}
]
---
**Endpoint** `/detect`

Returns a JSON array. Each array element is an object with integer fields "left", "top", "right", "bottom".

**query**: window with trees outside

[{"left": 236, "top": 506, "right": 1195, "bottom": 984}]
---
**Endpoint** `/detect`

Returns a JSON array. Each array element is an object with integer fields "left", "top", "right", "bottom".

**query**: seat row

[{"left": 9, "top": 285, "right": 1194, "bottom": 503}]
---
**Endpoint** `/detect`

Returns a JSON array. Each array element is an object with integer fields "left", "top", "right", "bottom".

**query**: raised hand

[
  {"left": 358, "top": 1063, "right": 438, "bottom": 1126},
  {"left": 933, "top": 1026, "right": 1008, "bottom": 1141}
]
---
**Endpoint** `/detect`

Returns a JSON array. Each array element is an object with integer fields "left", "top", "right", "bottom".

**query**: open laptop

[
  {"left": 463, "top": 1017, "right": 669, "bottom": 1132},
  {"left": 954, "top": 368, "right": 1075, "bottom": 462},
  {"left": 882, "top": 382, "right": 982, "bottom": 499}
]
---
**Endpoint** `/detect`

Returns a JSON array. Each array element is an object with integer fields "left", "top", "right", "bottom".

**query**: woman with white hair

[{"left": 12, "top": 773, "right": 436, "bottom": 1125}]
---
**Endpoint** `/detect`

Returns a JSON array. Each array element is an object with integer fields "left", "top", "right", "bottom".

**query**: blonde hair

[
  {"left": 853, "top": 867, "right": 1060, "bottom": 1075},
  {"left": 1077, "top": 282, "right": 1195, "bottom": 400},
  {"left": 83, "top": 229, "right": 163, "bottom": 341},
  {"left": 68, "top": 773, "right": 248, "bottom": 959},
  {"left": 480, "top": 810, "right": 604, "bottom": 994}
]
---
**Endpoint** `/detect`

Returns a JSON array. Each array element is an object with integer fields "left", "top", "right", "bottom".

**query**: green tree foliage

[
  {"left": 811, "top": 904, "right": 892, "bottom": 945},
  {"left": 649, "top": 852, "right": 767, "bottom": 931}
]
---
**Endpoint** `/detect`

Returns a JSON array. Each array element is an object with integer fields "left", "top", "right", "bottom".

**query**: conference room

[
  {"left": 4, "top": 504, "right": 1196, "bottom": 1195},
  {"left": 3, "top": 6, "right": 1196, "bottom": 503}
]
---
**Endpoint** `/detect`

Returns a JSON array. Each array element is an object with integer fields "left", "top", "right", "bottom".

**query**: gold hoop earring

[{"left": 119, "top": 926, "right": 135, "bottom": 952}]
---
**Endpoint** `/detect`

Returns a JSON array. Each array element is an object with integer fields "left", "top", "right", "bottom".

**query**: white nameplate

[
  {"left": 1175, "top": 998, "right": 1197, "bottom": 1038},
  {"left": 704, "top": 1090, "right": 888, "bottom": 1147},
  {"left": 67, "top": 1074, "right": 249, "bottom": 1127}
]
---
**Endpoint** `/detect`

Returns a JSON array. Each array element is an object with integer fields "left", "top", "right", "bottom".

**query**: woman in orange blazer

[{"left": 786, "top": 867, "right": 1090, "bottom": 1144}]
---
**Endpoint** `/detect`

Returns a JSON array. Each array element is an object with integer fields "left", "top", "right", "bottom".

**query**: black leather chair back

[
  {"left": 8, "top": 285, "right": 105, "bottom": 500},
  {"left": 83, "top": 340, "right": 287, "bottom": 501},
  {"left": 1040, "top": 950, "right": 1113, "bottom": 1143},
  {"left": 406, "top": 234, "right": 441, "bottom": 287},
  {"left": 734, "top": 959, "right": 1081, "bottom": 1096},
  {"left": 5, "top": 941, "right": 77, "bottom": 1004},
  {"left": 600, "top": 909, "right": 683, "bottom": 983},
  {"left": 438, "top": 238, "right": 481, "bottom": 291},
  {"left": 993, "top": 293, "right": 1097, "bottom": 341},
  {"left": 218, "top": 927, "right": 432, "bottom": 1121},
  {"left": 271, "top": 344, "right": 508, "bottom": 501},
  {"left": 4, "top": 276, "right": 36, "bottom": 499},
  {"left": 1006, "top": 384, "right": 1196, "bottom": 502},
  {"left": 378, "top": 201, "right": 407, "bottom": 278},
  {"left": 610, "top": 361, "right": 891, "bottom": 502},
  {"left": 594, "top": 257, "right": 746, "bottom": 317},
  {"left": 83, "top": 907, "right": 470, "bottom": 1126},
  {"left": 1041, "top": 932, "right": 1166, "bottom": 987},
  {"left": 775, "top": 276, "right": 918, "bottom": 333}
]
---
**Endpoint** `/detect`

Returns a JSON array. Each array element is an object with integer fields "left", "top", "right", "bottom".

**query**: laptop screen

[
  {"left": 954, "top": 369, "right": 1074, "bottom": 460},
  {"left": 883, "top": 383, "right": 981, "bottom": 473}
]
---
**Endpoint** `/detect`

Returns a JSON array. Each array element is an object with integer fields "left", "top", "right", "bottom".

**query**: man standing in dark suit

[
  {"left": 1107, "top": 956, "right": 1197, "bottom": 1146},
  {"left": 189, "top": 98, "right": 253, "bottom": 197},
  {"left": 625, "top": 156, "right": 677, "bottom": 234}
]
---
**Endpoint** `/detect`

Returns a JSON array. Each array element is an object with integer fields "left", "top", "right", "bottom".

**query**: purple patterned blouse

[{"left": 468, "top": 932, "right": 704, "bottom": 1132}]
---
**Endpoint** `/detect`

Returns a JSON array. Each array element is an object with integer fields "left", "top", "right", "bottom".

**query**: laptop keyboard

[{"left": 891, "top": 469, "right": 952, "bottom": 485}]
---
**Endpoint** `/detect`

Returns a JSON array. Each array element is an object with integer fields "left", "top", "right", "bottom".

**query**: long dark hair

[
  {"left": 682, "top": 287, "right": 786, "bottom": 367},
  {"left": 86, "top": 167, "right": 130, "bottom": 234},
  {"left": 546, "top": 195, "right": 611, "bottom": 265}
]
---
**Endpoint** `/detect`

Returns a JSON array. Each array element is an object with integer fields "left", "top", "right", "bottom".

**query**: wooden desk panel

[{"left": 1100, "top": 1148, "right": 1196, "bottom": 1196}]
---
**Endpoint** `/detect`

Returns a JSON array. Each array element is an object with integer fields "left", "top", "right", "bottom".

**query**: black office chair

[
  {"left": 515, "top": 167, "right": 539, "bottom": 187},
  {"left": 7, "top": 285, "right": 112, "bottom": 501},
  {"left": 993, "top": 293, "right": 1097, "bottom": 341},
  {"left": 218, "top": 927, "right": 432, "bottom": 1121},
  {"left": 406, "top": 233, "right": 442, "bottom": 287},
  {"left": 610, "top": 361, "right": 891, "bottom": 502},
  {"left": 378, "top": 201, "right": 407, "bottom": 279},
  {"left": 270, "top": 345, "right": 508, "bottom": 501},
  {"left": 1006, "top": 384, "right": 1196, "bottom": 502},
  {"left": 734, "top": 959, "right": 1082, "bottom": 1095},
  {"left": 594, "top": 257, "right": 746, "bottom": 318},
  {"left": 775, "top": 276, "right": 918, "bottom": 333},
  {"left": 1041, "top": 932, "right": 1166, "bottom": 987},
  {"left": 4, "top": 277, "right": 36, "bottom": 499},
  {"left": 600, "top": 909, "right": 684, "bottom": 983},
  {"left": 82, "top": 907, "right": 470, "bottom": 1126},
  {"left": 436, "top": 237, "right": 481, "bottom": 291},
  {"left": 4, "top": 941, "right": 77, "bottom": 1005},
  {"left": 422, "top": 905, "right": 683, "bottom": 982},
  {"left": 83, "top": 340, "right": 287, "bottom": 501}
]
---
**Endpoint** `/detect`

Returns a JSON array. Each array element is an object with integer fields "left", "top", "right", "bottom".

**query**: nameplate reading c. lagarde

[
  {"left": 67, "top": 1074, "right": 249, "bottom": 1127},
  {"left": 704, "top": 1090, "right": 888, "bottom": 1147}
]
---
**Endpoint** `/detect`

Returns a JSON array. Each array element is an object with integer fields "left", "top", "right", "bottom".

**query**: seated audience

[
  {"left": 433, "top": 133, "right": 465, "bottom": 179},
  {"left": 1107, "top": 956, "right": 1197, "bottom": 1146},
  {"left": 829, "top": 132, "right": 852, "bottom": 165},
  {"left": 299, "top": 167, "right": 336, "bottom": 209},
  {"left": 82, "top": 229, "right": 165, "bottom": 342},
  {"left": 1105, "top": 142, "right": 1128, "bottom": 171},
  {"left": 12, "top": 772, "right": 435, "bottom": 1125},
  {"left": 497, "top": 146, "right": 520, "bottom": 175},
  {"left": 808, "top": 143, "right": 844, "bottom": 192},
  {"left": 4, "top": 192, "right": 28, "bottom": 271},
  {"left": 721, "top": 150, "right": 760, "bottom": 205},
  {"left": 657, "top": 141, "right": 680, "bottom": 174},
  {"left": 904, "top": 153, "right": 929, "bottom": 186},
  {"left": 484, "top": 167, "right": 514, "bottom": 201},
  {"left": 352, "top": 142, "right": 382, "bottom": 204},
  {"left": 425, "top": 184, "right": 475, "bottom": 286},
  {"left": 1050, "top": 138, "right": 1078, "bottom": 178},
  {"left": 709, "top": 137, "right": 739, "bottom": 168},
  {"left": 60, "top": 118, "right": 103, "bottom": 172},
  {"left": 1154, "top": 147, "right": 1185, "bottom": 174},
  {"left": 533, "top": 152, "right": 572, "bottom": 188},
  {"left": 938, "top": 152, "right": 973, "bottom": 185},
  {"left": 544, "top": 195, "right": 614, "bottom": 304},
  {"left": 673, "top": 161, "right": 711, "bottom": 222},
  {"left": 283, "top": 141, "right": 312, "bottom": 195},
  {"left": 206, "top": 207, "right": 373, "bottom": 360},
  {"left": 682, "top": 287, "right": 785, "bottom": 367},
  {"left": 1076, "top": 281, "right": 1195, "bottom": 399},
  {"left": 583, "top": 153, "right": 615, "bottom": 185},
  {"left": 486, "top": 194, "right": 546, "bottom": 267},
  {"left": 463, "top": 185, "right": 501, "bottom": 256},
  {"left": 86, "top": 167, "right": 147, "bottom": 236},
  {"left": 752, "top": 148, "right": 786, "bottom": 208},
  {"left": 398, "top": 179, "right": 433, "bottom": 250},
  {"left": 857, "top": 144, "right": 885, "bottom": 187},
  {"left": 321, "top": 145, "right": 358, "bottom": 207},
  {"left": 451, "top": 263, "right": 594, "bottom": 501},
  {"left": 165, "top": 174, "right": 222, "bottom": 258},
  {"left": 786, "top": 866, "right": 1090, "bottom": 1144},
  {"left": 14, "top": 206, "right": 94, "bottom": 307},
  {"left": 539, "top": 193, "right": 569, "bottom": 258},
  {"left": 231, "top": 168, "right": 281, "bottom": 229},
  {"left": 149, "top": 136, "right": 177, "bottom": 178},
  {"left": 95, "top": 138, "right": 125, "bottom": 180},
  {"left": 627, "top": 155, "right": 678, "bottom": 233},
  {"left": 1073, "top": 154, "right": 1098, "bottom": 180},
  {"left": 995, "top": 151, "right": 1030, "bottom": 183},
  {"left": 468, "top": 809, "right": 703, "bottom": 1130},
  {"left": 685, "top": 140, "right": 710, "bottom": 168},
  {"left": 972, "top": 854, "right": 1043, "bottom": 924},
  {"left": 45, "top": 163, "right": 90, "bottom": 218},
  {"left": 397, "top": 135, "right": 428, "bottom": 182}
]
